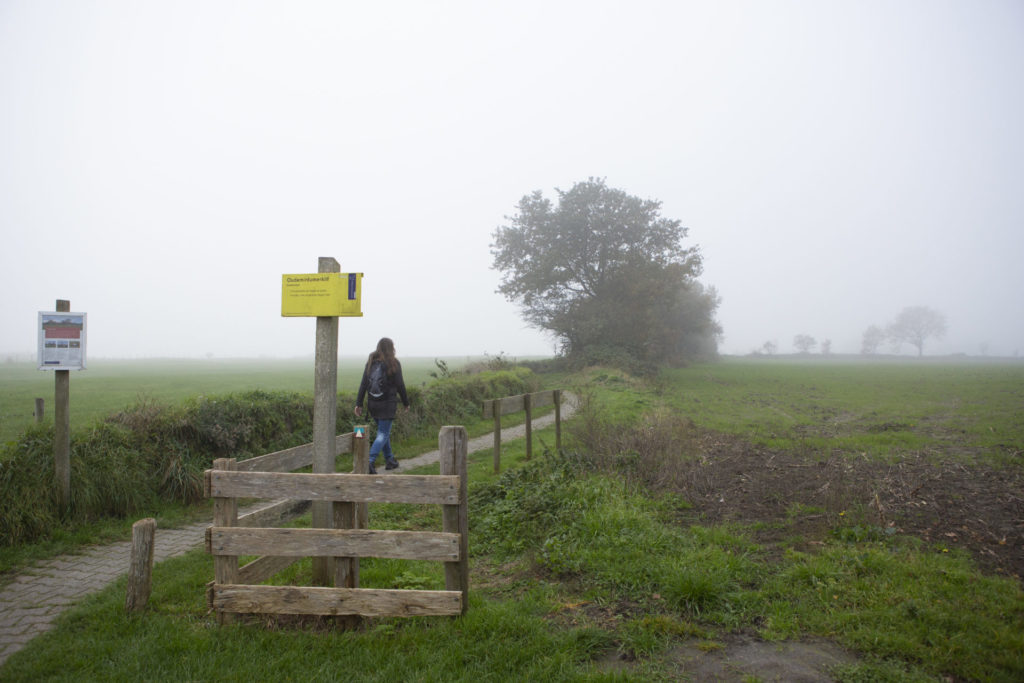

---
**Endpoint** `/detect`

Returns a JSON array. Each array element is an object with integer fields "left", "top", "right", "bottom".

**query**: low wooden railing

[
  {"left": 482, "top": 389, "right": 562, "bottom": 472},
  {"left": 205, "top": 426, "right": 469, "bottom": 623}
]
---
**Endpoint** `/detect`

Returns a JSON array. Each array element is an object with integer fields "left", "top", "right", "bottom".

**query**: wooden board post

[
  {"left": 439, "top": 426, "right": 469, "bottom": 614},
  {"left": 491, "top": 399, "right": 501, "bottom": 473},
  {"left": 34, "top": 398, "right": 44, "bottom": 423},
  {"left": 335, "top": 424, "right": 369, "bottom": 592},
  {"left": 312, "top": 257, "right": 340, "bottom": 586},
  {"left": 54, "top": 298, "right": 71, "bottom": 516},
  {"left": 125, "top": 518, "right": 156, "bottom": 612},
  {"left": 523, "top": 392, "right": 533, "bottom": 460},
  {"left": 354, "top": 424, "right": 370, "bottom": 529},
  {"left": 554, "top": 389, "right": 562, "bottom": 451},
  {"left": 211, "top": 458, "right": 238, "bottom": 624}
]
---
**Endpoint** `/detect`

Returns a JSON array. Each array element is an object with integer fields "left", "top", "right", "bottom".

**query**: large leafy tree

[{"left": 491, "top": 178, "right": 720, "bottom": 364}]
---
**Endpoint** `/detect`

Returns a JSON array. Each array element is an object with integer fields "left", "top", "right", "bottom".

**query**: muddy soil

[
  {"left": 601, "top": 428, "right": 1023, "bottom": 679},
  {"left": 675, "top": 432, "right": 1024, "bottom": 580}
]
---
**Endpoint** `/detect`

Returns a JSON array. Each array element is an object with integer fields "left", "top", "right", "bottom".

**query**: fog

[{"left": 2, "top": 1, "right": 1022, "bottom": 361}]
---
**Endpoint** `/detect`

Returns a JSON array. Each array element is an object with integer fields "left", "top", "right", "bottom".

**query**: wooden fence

[
  {"left": 205, "top": 425, "right": 469, "bottom": 623},
  {"left": 482, "top": 389, "right": 562, "bottom": 473}
]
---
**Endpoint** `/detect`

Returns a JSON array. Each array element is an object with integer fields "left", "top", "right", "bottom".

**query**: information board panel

[
  {"left": 38, "top": 312, "right": 87, "bottom": 370},
  {"left": 281, "top": 272, "right": 363, "bottom": 317}
]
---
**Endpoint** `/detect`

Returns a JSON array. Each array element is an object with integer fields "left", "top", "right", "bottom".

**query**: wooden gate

[{"left": 205, "top": 426, "right": 469, "bottom": 622}]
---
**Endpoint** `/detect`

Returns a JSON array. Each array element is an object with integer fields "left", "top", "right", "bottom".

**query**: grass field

[
  {"left": 2, "top": 357, "right": 1022, "bottom": 681},
  {"left": 660, "top": 356, "right": 1024, "bottom": 463},
  {"left": 0, "top": 356, "right": 476, "bottom": 445}
]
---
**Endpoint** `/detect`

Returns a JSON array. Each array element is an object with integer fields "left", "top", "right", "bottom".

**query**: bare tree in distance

[
  {"left": 861, "top": 324, "right": 886, "bottom": 355},
  {"left": 761, "top": 340, "right": 777, "bottom": 356},
  {"left": 887, "top": 306, "right": 947, "bottom": 356},
  {"left": 793, "top": 334, "right": 817, "bottom": 354},
  {"left": 821, "top": 339, "right": 832, "bottom": 355}
]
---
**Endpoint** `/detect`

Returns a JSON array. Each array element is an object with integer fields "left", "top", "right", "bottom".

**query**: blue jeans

[{"left": 369, "top": 418, "right": 394, "bottom": 464}]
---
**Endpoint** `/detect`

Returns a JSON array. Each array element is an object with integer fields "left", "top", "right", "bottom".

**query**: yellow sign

[{"left": 281, "top": 272, "right": 363, "bottom": 317}]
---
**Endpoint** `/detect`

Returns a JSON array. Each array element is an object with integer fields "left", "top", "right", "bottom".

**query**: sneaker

[
  {"left": 385, "top": 459, "right": 399, "bottom": 470},
  {"left": 368, "top": 462, "right": 377, "bottom": 474}
]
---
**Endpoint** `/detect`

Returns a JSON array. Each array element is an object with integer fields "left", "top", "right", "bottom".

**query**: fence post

[
  {"left": 211, "top": 457, "right": 238, "bottom": 625},
  {"left": 34, "top": 398, "right": 44, "bottom": 423},
  {"left": 440, "top": 426, "right": 469, "bottom": 615},
  {"left": 553, "top": 390, "right": 562, "bottom": 451},
  {"left": 354, "top": 425, "right": 370, "bottom": 529},
  {"left": 523, "top": 393, "right": 533, "bottom": 460},
  {"left": 335, "top": 426, "right": 368, "bottom": 592},
  {"left": 54, "top": 299, "right": 71, "bottom": 516},
  {"left": 125, "top": 518, "right": 156, "bottom": 613},
  {"left": 491, "top": 399, "right": 501, "bottom": 473},
  {"left": 311, "top": 256, "right": 340, "bottom": 586}
]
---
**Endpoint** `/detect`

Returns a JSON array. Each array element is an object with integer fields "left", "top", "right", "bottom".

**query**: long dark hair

[{"left": 366, "top": 337, "right": 398, "bottom": 375}]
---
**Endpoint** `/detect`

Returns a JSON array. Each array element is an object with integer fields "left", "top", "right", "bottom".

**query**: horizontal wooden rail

[
  {"left": 210, "top": 584, "right": 462, "bottom": 617},
  {"left": 481, "top": 390, "right": 555, "bottom": 419},
  {"left": 208, "top": 527, "right": 460, "bottom": 562},
  {"left": 205, "top": 470, "right": 459, "bottom": 505},
  {"left": 236, "top": 499, "right": 311, "bottom": 528},
  {"left": 235, "top": 433, "right": 355, "bottom": 473}
]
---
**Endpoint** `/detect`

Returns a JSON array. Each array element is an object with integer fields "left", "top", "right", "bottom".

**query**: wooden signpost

[
  {"left": 283, "top": 258, "right": 363, "bottom": 585},
  {"left": 37, "top": 298, "right": 87, "bottom": 516}
]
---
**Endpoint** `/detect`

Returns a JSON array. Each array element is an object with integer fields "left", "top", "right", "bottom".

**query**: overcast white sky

[{"left": 2, "top": 0, "right": 1022, "bottom": 359}]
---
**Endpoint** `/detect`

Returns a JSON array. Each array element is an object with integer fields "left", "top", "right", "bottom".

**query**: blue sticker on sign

[{"left": 348, "top": 273, "right": 357, "bottom": 300}]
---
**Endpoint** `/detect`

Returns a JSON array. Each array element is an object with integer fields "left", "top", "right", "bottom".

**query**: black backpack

[{"left": 368, "top": 360, "right": 388, "bottom": 399}]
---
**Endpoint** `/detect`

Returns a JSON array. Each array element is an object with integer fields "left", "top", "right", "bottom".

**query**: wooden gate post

[
  {"left": 335, "top": 425, "right": 369, "bottom": 591},
  {"left": 311, "top": 257, "right": 340, "bottom": 586},
  {"left": 211, "top": 458, "right": 238, "bottom": 624},
  {"left": 440, "top": 426, "right": 469, "bottom": 615},
  {"left": 34, "top": 398, "right": 44, "bottom": 423},
  {"left": 54, "top": 299, "right": 71, "bottom": 515}
]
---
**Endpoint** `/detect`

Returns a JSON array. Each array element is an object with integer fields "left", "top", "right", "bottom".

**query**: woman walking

[{"left": 354, "top": 337, "right": 410, "bottom": 474}]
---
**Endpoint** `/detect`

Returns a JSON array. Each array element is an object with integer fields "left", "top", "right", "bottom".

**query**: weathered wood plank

[
  {"left": 212, "top": 584, "right": 462, "bottom": 617},
  {"left": 236, "top": 499, "right": 311, "bottom": 528},
  {"left": 481, "top": 394, "right": 524, "bottom": 418},
  {"left": 212, "top": 458, "right": 239, "bottom": 625},
  {"left": 235, "top": 433, "right": 354, "bottom": 473},
  {"left": 209, "top": 527, "right": 460, "bottom": 562},
  {"left": 481, "top": 391, "right": 557, "bottom": 418},
  {"left": 235, "top": 443, "right": 313, "bottom": 473},
  {"left": 530, "top": 390, "right": 555, "bottom": 409},
  {"left": 206, "top": 470, "right": 459, "bottom": 505},
  {"left": 440, "top": 426, "right": 469, "bottom": 615},
  {"left": 237, "top": 555, "right": 300, "bottom": 586}
]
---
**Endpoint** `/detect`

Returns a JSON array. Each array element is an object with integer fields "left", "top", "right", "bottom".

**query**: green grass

[
  {"left": 3, "top": 359, "right": 1023, "bottom": 681},
  {"left": 0, "top": 356, "right": 473, "bottom": 445},
  {"left": 660, "top": 357, "right": 1024, "bottom": 463}
]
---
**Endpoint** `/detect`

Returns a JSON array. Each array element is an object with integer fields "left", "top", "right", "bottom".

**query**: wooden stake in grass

[{"left": 125, "top": 518, "right": 156, "bottom": 613}]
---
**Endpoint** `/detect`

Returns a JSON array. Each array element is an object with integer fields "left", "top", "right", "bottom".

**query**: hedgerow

[{"left": 0, "top": 368, "right": 535, "bottom": 547}]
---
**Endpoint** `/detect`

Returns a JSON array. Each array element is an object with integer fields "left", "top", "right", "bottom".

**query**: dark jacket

[{"left": 356, "top": 359, "right": 409, "bottom": 420}]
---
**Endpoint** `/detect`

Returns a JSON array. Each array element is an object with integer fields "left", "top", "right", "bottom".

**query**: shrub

[
  {"left": 1, "top": 391, "right": 317, "bottom": 546},
  {"left": 1, "top": 373, "right": 538, "bottom": 547}
]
